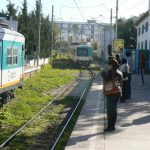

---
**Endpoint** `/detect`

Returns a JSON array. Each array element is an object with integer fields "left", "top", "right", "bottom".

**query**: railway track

[
  {"left": 50, "top": 74, "right": 94, "bottom": 150},
  {"left": 0, "top": 69, "right": 98, "bottom": 149}
]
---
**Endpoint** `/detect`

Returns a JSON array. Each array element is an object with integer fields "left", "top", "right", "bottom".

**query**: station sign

[{"left": 112, "top": 39, "right": 124, "bottom": 53}]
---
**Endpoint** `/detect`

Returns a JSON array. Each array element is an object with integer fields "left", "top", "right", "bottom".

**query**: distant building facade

[
  {"left": 135, "top": 11, "right": 150, "bottom": 50},
  {"left": 56, "top": 20, "right": 115, "bottom": 60}
]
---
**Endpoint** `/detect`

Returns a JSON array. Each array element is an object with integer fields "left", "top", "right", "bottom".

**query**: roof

[
  {"left": 76, "top": 45, "right": 92, "bottom": 48},
  {"left": 135, "top": 11, "right": 149, "bottom": 25},
  {"left": 0, "top": 26, "right": 25, "bottom": 42}
]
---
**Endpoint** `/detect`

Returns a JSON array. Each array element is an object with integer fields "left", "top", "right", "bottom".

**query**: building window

[
  {"left": 141, "top": 41, "right": 143, "bottom": 49},
  {"left": 145, "top": 22, "right": 148, "bottom": 32},
  {"left": 138, "top": 43, "right": 140, "bottom": 49},
  {"left": 145, "top": 40, "right": 147, "bottom": 50},
  {"left": 142, "top": 25, "right": 145, "bottom": 34},
  {"left": 138, "top": 27, "right": 140, "bottom": 36}
]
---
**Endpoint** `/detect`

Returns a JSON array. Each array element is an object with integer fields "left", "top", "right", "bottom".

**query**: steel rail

[
  {"left": 0, "top": 80, "right": 75, "bottom": 148},
  {"left": 51, "top": 75, "right": 94, "bottom": 150}
]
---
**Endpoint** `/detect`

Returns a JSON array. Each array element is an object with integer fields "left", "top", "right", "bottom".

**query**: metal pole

[
  {"left": 50, "top": 5, "right": 54, "bottom": 64},
  {"left": 80, "top": 24, "right": 82, "bottom": 44},
  {"left": 110, "top": 8, "right": 112, "bottom": 44},
  {"left": 52, "top": 5, "right": 54, "bottom": 50},
  {"left": 52, "top": 5, "right": 54, "bottom": 52},
  {"left": 102, "top": 27, "right": 105, "bottom": 67},
  {"left": 116, "top": 0, "right": 118, "bottom": 39},
  {"left": 67, "top": 23, "right": 70, "bottom": 54},
  {"left": 60, "top": 23, "right": 62, "bottom": 60},
  {"left": 37, "top": 0, "right": 41, "bottom": 66},
  {"left": 149, "top": 0, "right": 150, "bottom": 14}
]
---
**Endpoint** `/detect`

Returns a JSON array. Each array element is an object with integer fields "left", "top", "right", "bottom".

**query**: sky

[{"left": 0, "top": 0, "right": 149, "bottom": 23}]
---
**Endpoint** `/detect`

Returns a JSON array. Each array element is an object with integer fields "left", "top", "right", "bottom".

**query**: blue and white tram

[
  {"left": 69, "top": 44, "right": 93, "bottom": 66},
  {"left": 0, "top": 22, "right": 25, "bottom": 103}
]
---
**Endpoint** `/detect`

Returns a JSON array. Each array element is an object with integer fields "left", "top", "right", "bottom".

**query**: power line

[
  {"left": 60, "top": 3, "right": 110, "bottom": 9},
  {"left": 119, "top": 0, "right": 129, "bottom": 6},
  {"left": 119, "top": 0, "right": 147, "bottom": 15},
  {"left": 73, "top": 0, "right": 86, "bottom": 22},
  {"left": 78, "top": 0, "right": 88, "bottom": 21}
]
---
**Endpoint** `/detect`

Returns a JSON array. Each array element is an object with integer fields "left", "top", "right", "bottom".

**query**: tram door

[{"left": 0, "top": 41, "right": 1, "bottom": 87}]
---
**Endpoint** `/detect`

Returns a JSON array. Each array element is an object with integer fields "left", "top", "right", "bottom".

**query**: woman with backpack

[{"left": 101, "top": 59, "right": 122, "bottom": 132}]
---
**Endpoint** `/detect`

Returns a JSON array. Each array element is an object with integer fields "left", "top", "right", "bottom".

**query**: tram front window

[{"left": 77, "top": 48, "right": 88, "bottom": 56}]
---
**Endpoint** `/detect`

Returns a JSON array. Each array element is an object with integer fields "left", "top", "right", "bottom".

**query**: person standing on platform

[
  {"left": 126, "top": 52, "right": 134, "bottom": 99},
  {"left": 120, "top": 58, "right": 129, "bottom": 103},
  {"left": 140, "top": 53, "right": 145, "bottom": 85},
  {"left": 101, "top": 59, "right": 122, "bottom": 132}
]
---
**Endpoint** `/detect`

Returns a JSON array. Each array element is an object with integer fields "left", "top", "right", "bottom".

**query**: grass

[
  {"left": 2, "top": 96, "right": 80, "bottom": 150},
  {"left": 0, "top": 63, "right": 79, "bottom": 146}
]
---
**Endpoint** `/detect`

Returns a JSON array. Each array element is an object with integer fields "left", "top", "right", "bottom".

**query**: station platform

[{"left": 65, "top": 73, "right": 150, "bottom": 150}]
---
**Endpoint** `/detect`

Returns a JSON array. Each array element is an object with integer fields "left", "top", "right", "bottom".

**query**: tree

[
  {"left": 22, "top": 0, "right": 28, "bottom": 26},
  {"left": 6, "top": 0, "right": 18, "bottom": 19},
  {"left": 18, "top": 0, "right": 28, "bottom": 46},
  {"left": 0, "top": 10, "right": 8, "bottom": 18},
  {"left": 1, "top": 0, "right": 59, "bottom": 59},
  {"left": 117, "top": 17, "right": 137, "bottom": 49}
]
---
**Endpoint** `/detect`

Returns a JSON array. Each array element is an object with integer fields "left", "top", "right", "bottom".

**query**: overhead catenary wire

[
  {"left": 73, "top": 0, "right": 87, "bottom": 22},
  {"left": 78, "top": 0, "right": 88, "bottom": 21},
  {"left": 73, "top": 0, "right": 91, "bottom": 30},
  {"left": 119, "top": 0, "right": 147, "bottom": 15}
]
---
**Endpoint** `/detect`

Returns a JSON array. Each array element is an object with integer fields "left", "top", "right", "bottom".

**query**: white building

[
  {"left": 56, "top": 20, "right": 115, "bottom": 60},
  {"left": 135, "top": 11, "right": 150, "bottom": 50}
]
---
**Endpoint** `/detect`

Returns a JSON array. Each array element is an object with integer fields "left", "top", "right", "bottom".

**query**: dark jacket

[{"left": 101, "top": 69, "right": 122, "bottom": 96}]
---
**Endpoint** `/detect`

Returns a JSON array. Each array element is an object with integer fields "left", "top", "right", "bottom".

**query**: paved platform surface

[{"left": 65, "top": 73, "right": 150, "bottom": 150}]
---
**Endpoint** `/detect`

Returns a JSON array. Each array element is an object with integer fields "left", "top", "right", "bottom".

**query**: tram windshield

[{"left": 77, "top": 48, "right": 88, "bottom": 56}]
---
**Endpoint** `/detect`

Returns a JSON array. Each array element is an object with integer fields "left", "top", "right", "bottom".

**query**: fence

[
  {"left": 121, "top": 49, "right": 150, "bottom": 74},
  {"left": 25, "top": 58, "right": 49, "bottom": 67}
]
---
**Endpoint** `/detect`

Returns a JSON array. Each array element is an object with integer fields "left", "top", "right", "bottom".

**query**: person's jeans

[
  {"left": 121, "top": 80, "right": 128, "bottom": 101},
  {"left": 106, "top": 93, "right": 120, "bottom": 128},
  {"left": 127, "top": 73, "right": 131, "bottom": 99}
]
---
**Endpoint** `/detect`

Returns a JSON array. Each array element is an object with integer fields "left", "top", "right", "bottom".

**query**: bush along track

[{"left": 0, "top": 64, "right": 79, "bottom": 148}]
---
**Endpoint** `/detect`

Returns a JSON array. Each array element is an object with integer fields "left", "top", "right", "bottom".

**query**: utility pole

[
  {"left": 51, "top": 5, "right": 54, "bottom": 52},
  {"left": 148, "top": 0, "right": 150, "bottom": 15},
  {"left": 50, "top": 5, "right": 54, "bottom": 64},
  {"left": 60, "top": 23, "right": 62, "bottom": 60},
  {"left": 67, "top": 23, "right": 70, "bottom": 54},
  {"left": 103, "top": 27, "right": 105, "bottom": 66},
  {"left": 116, "top": 0, "right": 118, "bottom": 39},
  {"left": 80, "top": 24, "right": 82, "bottom": 44},
  {"left": 110, "top": 8, "right": 112, "bottom": 44},
  {"left": 37, "top": 0, "right": 41, "bottom": 66}
]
